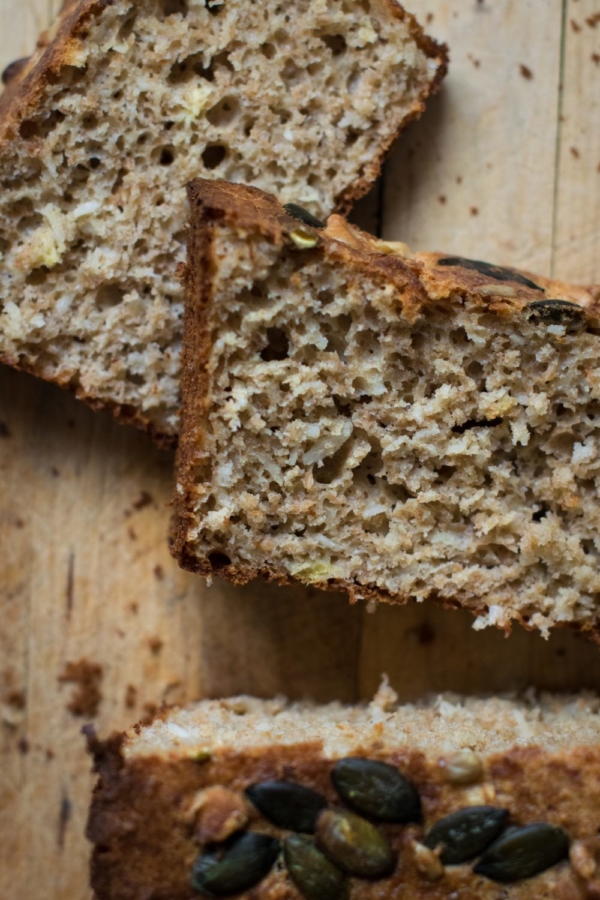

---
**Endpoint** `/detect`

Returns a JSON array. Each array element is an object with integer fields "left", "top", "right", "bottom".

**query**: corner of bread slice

[{"left": 174, "top": 179, "right": 600, "bottom": 640}]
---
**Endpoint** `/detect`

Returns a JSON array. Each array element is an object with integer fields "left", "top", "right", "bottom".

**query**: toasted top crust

[{"left": 186, "top": 180, "right": 600, "bottom": 318}]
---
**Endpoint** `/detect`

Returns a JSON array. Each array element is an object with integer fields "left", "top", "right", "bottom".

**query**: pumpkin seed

[
  {"left": 290, "top": 227, "right": 319, "bottom": 249},
  {"left": 424, "top": 806, "right": 509, "bottom": 864},
  {"left": 283, "top": 203, "right": 325, "bottom": 229},
  {"left": 316, "top": 808, "right": 396, "bottom": 879},
  {"left": 437, "top": 256, "right": 544, "bottom": 292},
  {"left": 527, "top": 299, "right": 586, "bottom": 333},
  {"left": 191, "top": 831, "right": 280, "bottom": 896},
  {"left": 284, "top": 835, "right": 348, "bottom": 900},
  {"left": 473, "top": 823, "right": 569, "bottom": 883},
  {"left": 246, "top": 781, "right": 327, "bottom": 833},
  {"left": 332, "top": 757, "right": 422, "bottom": 823}
]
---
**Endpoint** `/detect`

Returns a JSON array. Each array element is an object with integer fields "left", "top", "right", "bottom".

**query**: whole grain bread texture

[
  {"left": 0, "top": 0, "right": 446, "bottom": 441},
  {"left": 174, "top": 180, "right": 600, "bottom": 640},
  {"left": 87, "top": 681, "right": 600, "bottom": 899}
]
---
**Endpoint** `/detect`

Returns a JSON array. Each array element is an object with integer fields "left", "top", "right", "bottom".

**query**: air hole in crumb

[
  {"left": 452, "top": 417, "right": 503, "bottom": 434},
  {"left": 126, "top": 372, "right": 144, "bottom": 385},
  {"left": 19, "top": 110, "right": 65, "bottom": 140},
  {"left": 158, "top": 0, "right": 188, "bottom": 16},
  {"left": 201, "top": 144, "right": 226, "bottom": 169},
  {"left": 208, "top": 551, "right": 231, "bottom": 568},
  {"left": 95, "top": 284, "right": 126, "bottom": 309},
  {"left": 158, "top": 146, "right": 175, "bottom": 165},
  {"left": 89, "top": 157, "right": 101, "bottom": 169},
  {"left": 314, "top": 439, "right": 352, "bottom": 485},
  {"left": 243, "top": 117, "right": 256, "bottom": 137},
  {"left": 532, "top": 505, "right": 549, "bottom": 522},
  {"left": 321, "top": 34, "right": 347, "bottom": 55},
  {"left": 204, "top": 0, "right": 223, "bottom": 14},
  {"left": 116, "top": 13, "right": 136, "bottom": 42},
  {"left": 260, "top": 328, "right": 289, "bottom": 362},
  {"left": 261, "top": 43, "right": 276, "bottom": 59},
  {"left": 583, "top": 539, "right": 596, "bottom": 556},
  {"left": 81, "top": 114, "right": 99, "bottom": 130},
  {"left": 25, "top": 268, "right": 50, "bottom": 286},
  {"left": 345, "top": 130, "right": 359, "bottom": 147},
  {"left": 206, "top": 96, "right": 239, "bottom": 127},
  {"left": 435, "top": 465, "right": 456, "bottom": 484}
]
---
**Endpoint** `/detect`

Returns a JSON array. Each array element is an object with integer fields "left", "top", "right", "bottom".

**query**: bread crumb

[
  {"left": 571, "top": 147, "right": 581, "bottom": 159},
  {"left": 125, "top": 685, "right": 137, "bottom": 709},
  {"left": 148, "top": 636, "right": 164, "bottom": 655},
  {"left": 586, "top": 12, "right": 600, "bottom": 27},
  {"left": 58, "top": 659, "right": 103, "bottom": 717},
  {"left": 571, "top": 19, "right": 581, "bottom": 32},
  {"left": 519, "top": 64, "right": 533, "bottom": 80}
]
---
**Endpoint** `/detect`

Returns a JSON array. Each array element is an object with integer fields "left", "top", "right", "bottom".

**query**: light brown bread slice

[
  {"left": 174, "top": 180, "right": 600, "bottom": 640},
  {"left": 86, "top": 684, "right": 600, "bottom": 899},
  {"left": 0, "top": 0, "right": 446, "bottom": 440}
]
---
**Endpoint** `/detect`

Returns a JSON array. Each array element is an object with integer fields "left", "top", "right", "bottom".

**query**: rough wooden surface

[{"left": 1, "top": 2, "right": 600, "bottom": 898}]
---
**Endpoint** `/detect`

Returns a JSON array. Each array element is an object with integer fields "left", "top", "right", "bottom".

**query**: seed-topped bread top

[
  {"left": 87, "top": 686, "right": 600, "bottom": 899},
  {"left": 0, "top": 0, "right": 446, "bottom": 438}
]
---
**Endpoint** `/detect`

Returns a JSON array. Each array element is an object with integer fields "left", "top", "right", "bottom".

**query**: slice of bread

[
  {"left": 174, "top": 180, "right": 600, "bottom": 640},
  {"left": 86, "top": 683, "right": 600, "bottom": 899},
  {"left": 0, "top": 0, "right": 446, "bottom": 440}
]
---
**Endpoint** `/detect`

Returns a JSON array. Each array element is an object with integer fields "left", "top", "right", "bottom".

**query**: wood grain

[{"left": 1, "top": 2, "right": 600, "bottom": 899}]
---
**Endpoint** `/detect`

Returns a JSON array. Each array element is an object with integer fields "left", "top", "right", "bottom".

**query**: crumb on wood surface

[
  {"left": 58, "top": 659, "right": 103, "bottom": 717},
  {"left": 519, "top": 64, "right": 533, "bottom": 79}
]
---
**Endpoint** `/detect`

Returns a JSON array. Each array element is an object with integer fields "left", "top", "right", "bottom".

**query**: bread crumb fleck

[
  {"left": 148, "top": 636, "right": 164, "bottom": 655},
  {"left": 519, "top": 64, "right": 533, "bottom": 80},
  {"left": 58, "top": 659, "right": 103, "bottom": 717}
]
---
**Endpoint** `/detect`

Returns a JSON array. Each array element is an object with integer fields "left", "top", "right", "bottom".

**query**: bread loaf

[
  {"left": 174, "top": 180, "right": 600, "bottom": 639},
  {"left": 86, "top": 683, "right": 600, "bottom": 898},
  {"left": 0, "top": 0, "right": 446, "bottom": 440}
]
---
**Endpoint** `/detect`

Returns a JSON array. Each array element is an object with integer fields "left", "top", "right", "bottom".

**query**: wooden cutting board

[{"left": 1, "top": 1, "right": 599, "bottom": 897}]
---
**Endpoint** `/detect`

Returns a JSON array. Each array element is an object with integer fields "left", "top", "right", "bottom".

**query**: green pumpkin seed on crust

[
  {"left": 191, "top": 831, "right": 280, "bottom": 897},
  {"left": 246, "top": 780, "right": 328, "bottom": 833},
  {"left": 473, "top": 823, "right": 569, "bottom": 883},
  {"left": 424, "top": 806, "right": 509, "bottom": 865},
  {"left": 332, "top": 757, "right": 422, "bottom": 823},
  {"left": 316, "top": 808, "right": 396, "bottom": 879},
  {"left": 284, "top": 835, "right": 349, "bottom": 900}
]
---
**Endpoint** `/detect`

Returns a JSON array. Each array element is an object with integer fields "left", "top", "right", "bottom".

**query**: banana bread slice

[
  {"left": 174, "top": 180, "right": 600, "bottom": 639},
  {"left": 86, "top": 683, "right": 600, "bottom": 899},
  {"left": 0, "top": 0, "right": 446, "bottom": 441}
]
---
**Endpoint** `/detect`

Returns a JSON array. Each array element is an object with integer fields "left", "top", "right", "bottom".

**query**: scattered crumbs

[
  {"left": 58, "top": 792, "right": 72, "bottom": 849},
  {"left": 571, "top": 19, "right": 581, "bottom": 32},
  {"left": 467, "top": 53, "right": 480, "bottom": 68},
  {"left": 46, "top": 748, "right": 55, "bottom": 761},
  {"left": 586, "top": 12, "right": 600, "bottom": 27},
  {"left": 133, "top": 490, "right": 154, "bottom": 511},
  {"left": 148, "top": 636, "right": 164, "bottom": 655},
  {"left": 519, "top": 64, "right": 533, "bottom": 80},
  {"left": 125, "top": 684, "right": 137, "bottom": 709},
  {"left": 592, "top": 53, "right": 600, "bottom": 66},
  {"left": 128, "top": 527, "right": 137, "bottom": 541},
  {"left": 50, "top": 467, "right": 60, "bottom": 477},
  {"left": 58, "top": 659, "right": 103, "bottom": 717},
  {"left": 470, "top": 206, "right": 479, "bottom": 216},
  {"left": 17, "top": 737, "right": 30, "bottom": 755},
  {"left": 456, "top": 175, "right": 463, "bottom": 185},
  {"left": 6, "top": 689, "right": 25, "bottom": 709},
  {"left": 426, "top": 12, "right": 433, "bottom": 23},
  {"left": 129, "top": 601, "right": 139, "bottom": 615},
  {"left": 14, "top": 518, "right": 24, "bottom": 529},
  {"left": 153, "top": 564, "right": 165, "bottom": 581},
  {"left": 438, "top": 195, "right": 447, "bottom": 205},
  {"left": 570, "top": 147, "right": 580, "bottom": 159},
  {"left": 140, "top": 702, "right": 158, "bottom": 724},
  {"left": 0, "top": 421, "right": 10, "bottom": 438}
]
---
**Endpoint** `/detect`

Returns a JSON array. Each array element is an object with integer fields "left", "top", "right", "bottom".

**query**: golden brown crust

[
  {"left": 86, "top": 725, "right": 600, "bottom": 900},
  {"left": 175, "top": 179, "right": 600, "bottom": 641}
]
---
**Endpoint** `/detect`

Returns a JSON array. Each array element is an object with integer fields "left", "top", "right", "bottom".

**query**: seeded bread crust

[
  {"left": 86, "top": 691, "right": 600, "bottom": 900},
  {"left": 175, "top": 180, "right": 600, "bottom": 639},
  {"left": 0, "top": 0, "right": 446, "bottom": 440}
]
